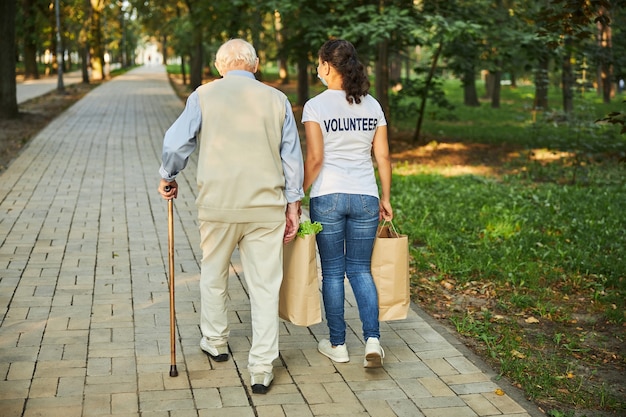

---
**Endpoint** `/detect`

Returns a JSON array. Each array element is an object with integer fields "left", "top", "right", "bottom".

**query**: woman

[{"left": 302, "top": 39, "right": 393, "bottom": 368}]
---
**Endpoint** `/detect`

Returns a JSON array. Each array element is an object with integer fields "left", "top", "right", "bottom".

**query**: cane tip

[{"left": 169, "top": 365, "right": 178, "bottom": 377}]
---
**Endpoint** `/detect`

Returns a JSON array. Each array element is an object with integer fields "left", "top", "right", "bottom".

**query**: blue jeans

[{"left": 310, "top": 193, "right": 380, "bottom": 346}]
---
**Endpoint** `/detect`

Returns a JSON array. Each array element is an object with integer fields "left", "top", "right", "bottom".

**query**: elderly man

[{"left": 158, "top": 39, "right": 304, "bottom": 394}]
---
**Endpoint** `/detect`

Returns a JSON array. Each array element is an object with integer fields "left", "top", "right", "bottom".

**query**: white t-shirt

[{"left": 302, "top": 89, "right": 387, "bottom": 199}]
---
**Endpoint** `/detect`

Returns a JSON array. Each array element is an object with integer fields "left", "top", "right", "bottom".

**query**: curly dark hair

[{"left": 318, "top": 39, "right": 370, "bottom": 104}]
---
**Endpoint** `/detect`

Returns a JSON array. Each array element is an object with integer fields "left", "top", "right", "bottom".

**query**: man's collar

[{"left": 224, "top": 70, "right": 255, "bottom": 79}]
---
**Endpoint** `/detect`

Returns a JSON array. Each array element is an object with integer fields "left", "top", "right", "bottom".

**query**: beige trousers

[{"left": 198, "top": 220, "right": 285, "bottom": 374}]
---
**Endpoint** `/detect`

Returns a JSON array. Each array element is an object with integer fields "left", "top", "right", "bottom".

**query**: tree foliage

[{"left": 5, "top": 0, "right": 626, "bottom": 135}]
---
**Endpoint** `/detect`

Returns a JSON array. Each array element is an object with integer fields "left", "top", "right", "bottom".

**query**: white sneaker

[
  {"left": 318, "top": 339, "right": 350, "bottom": 363},
  {"left": 364, "top": 337, "right": 384, "bottom": 368}
]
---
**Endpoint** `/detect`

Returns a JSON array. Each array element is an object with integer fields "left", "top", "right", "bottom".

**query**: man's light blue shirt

[{"left": 159, "top": 70, "right": 304, "bottom": 203}]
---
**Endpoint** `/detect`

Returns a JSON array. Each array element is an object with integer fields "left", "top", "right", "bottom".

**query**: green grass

[
  {"left": 391, "top": 156, "right": 625, "bottom": 413},
  {"left": 392, "top": 79, "right": 626, "bottom": 153},
  {"left": 165, "top": 64, "right": 189, "bottom": 76},
  {"left": 394, "top": 173, "right": 625, "bottom": 294}
]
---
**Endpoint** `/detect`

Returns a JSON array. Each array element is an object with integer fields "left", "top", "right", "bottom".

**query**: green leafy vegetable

[{"left": 297, "top": 221, "right": 323, "bottom": 237}]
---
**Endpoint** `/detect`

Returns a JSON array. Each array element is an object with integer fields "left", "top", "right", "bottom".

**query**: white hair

[{"left": 215, "top": 39, "right": 258, "bottom": 73}]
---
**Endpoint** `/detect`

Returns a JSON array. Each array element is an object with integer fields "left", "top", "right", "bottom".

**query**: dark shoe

[
  {"left": 200, "top": 337, "right": 229, "bottom": 362},
  {"left": 250, "top": 371, "right": 274, "bottom": 394}
]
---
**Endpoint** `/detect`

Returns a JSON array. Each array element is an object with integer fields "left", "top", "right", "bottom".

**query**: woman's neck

[{"left": 326, "top": 74, "right": 343, "bottom": 90}]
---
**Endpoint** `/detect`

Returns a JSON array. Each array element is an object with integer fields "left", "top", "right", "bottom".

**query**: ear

[
  {"left": 252, "top": 57, "right": 259, "bottom": 73},
  {"left": 323, "top": 61, "right": 331, "bottom": 76},
  {"left": 215, "top": 62, "right": 224, "bottom": 76}
]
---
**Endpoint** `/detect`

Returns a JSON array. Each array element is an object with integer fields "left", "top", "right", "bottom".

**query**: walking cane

[{"left": 165, "top": 185, "right": 178, "bottom": 377}]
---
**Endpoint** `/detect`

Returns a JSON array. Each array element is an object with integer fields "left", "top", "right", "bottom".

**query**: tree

[
  {"left": 536, "top": 0, "right": 613, "bottom": 112},
  {"left": 19, "top": 0, "right": 42, "bottom": 80},
  {"left": 340, "top": 0, "right": 421, "bottom": 132},
  {"left": 90, "top": 0, "right": 106, "bottom": 80},
  {"left": 80, "top": 0, "right": 91, "bottom": 83},
  {"left": 403, "top": 12, "right": 478, "bottom": 144},
  {"left": 133, "top": 0, "right": 180, "bottom": 70},
  {"left": 0, "top": 0, "right": 18, "bottom": 119},
  {"left": 437, "top": 0, "right": 491, "bottom": 108},
  {"left": 596, "top": 5, "right": 612, "bottom": 103},
  {"left": 270, "top": 0, "right": 336, "bottom": 105}
]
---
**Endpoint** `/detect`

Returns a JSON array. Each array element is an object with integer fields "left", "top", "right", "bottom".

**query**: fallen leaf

[
  {"left": 525, "top": 316, "right": 540, "bottom": 324},
  {"left": 495, "top": 388, "right": 505, "bottom": 396},
  {"left": 511, "top": 349, "right": 526, "bottom": 359},
  {"left": 567, "top": 372, "right": 575, "bottom": 379},
  {"left": 441, "top": 280, "right": 454, "bottom": 290}
]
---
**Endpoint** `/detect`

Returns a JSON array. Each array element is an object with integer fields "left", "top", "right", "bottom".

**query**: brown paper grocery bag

[
  {"left": 280, "top": 234, "right": 322, "bottom": 326},
  {"left": 371, "top": 222, "right": 410, "bottom": 321}
]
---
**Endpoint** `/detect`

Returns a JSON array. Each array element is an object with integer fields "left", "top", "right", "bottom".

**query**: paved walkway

[
  {"left": 17, "top": 70, "right": 83, "bottom": 104},
  {"left": 0, "top": 65, "right": 544, "bottom": 417}
]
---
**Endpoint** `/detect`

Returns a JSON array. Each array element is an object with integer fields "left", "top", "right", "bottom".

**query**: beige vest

[{"left": 195, "top": 75, "right": 287, "bottom": 223}]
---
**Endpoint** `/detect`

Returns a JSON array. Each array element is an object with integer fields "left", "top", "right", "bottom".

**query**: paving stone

[
  {"left": 0, "top": 399, "right": 26, "bottom": 417},
  {"left": 387, "top": 399, "right": 427, "bottom": 416},
  {"left": 459, "top": 393, "right": 501, "bottom": 415},
  {"left": 22, "top": 396, "right": 83, "bottom": 417},
  {"left": 111, "top": 392, "right": 139, "bottom": 414},
  {"left": 421, "top": 406, "right": 478, "bottom": 417},
  {"left": 449, "top": 381, "right": 500, "bottom": 395},
  {"left": 6, "top": 361, "right": 35, "bottom": 380},
  {"left": 216, "top": 386, "right": 249, "bottom": 408},
  {"left": 482, "top": 391, "right": 529, "bottom": 414},
  {"left": 197, "top": 406, "right": 255, "bottom": 417}
]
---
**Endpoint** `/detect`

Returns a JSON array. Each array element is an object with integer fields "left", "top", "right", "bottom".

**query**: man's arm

[
  {"left": 158, "top": 92, "right": 202, "bottom": 199},
  {"left": 280, "top": 100, "right": 305, "bottom": 242}
]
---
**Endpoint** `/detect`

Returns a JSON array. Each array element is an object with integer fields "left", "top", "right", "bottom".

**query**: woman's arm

[
  {"left": 372, "top": 125, "right": 393, "bottom": 221},
  {"left": 303, "top": 121, "right": 324, "bottom": 192}
]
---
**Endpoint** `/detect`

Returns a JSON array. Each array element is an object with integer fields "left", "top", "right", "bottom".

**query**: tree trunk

[
  {"left": 90, "top": 0, "right": 105, "bottom": 80},
  {"left": 562, "top": 37, "right": 574, "bottom": 113},
  {"left": 54, "top": 0, "right": 65, "bottom": 92},
  {"left": 597, "top": 7, "right": 612, "bottom": 104},
  {"left": 0, "top": 0, "right": 18, "bottom": 119},
  {"left": 80, "top": 0, "right": 90, "bottom": 83},
  {"left": 389, "top": 51, "right": 401, "bottom": 82},
  {"left": 296, "top": 56, "right": 309, "bottom": 106},
  {"left": 375, "top": 39, "right": 390, "bottom": 132},
  {"left": 181, "top": 55, "right": 187, "bottom": 86},
  {"left": 279, "top": 59, "right": 289, "bottom": 85},
  {"left": 413, "top": 40, "right": 443, "bottom": 145},
  {"left": 533, "top": 52, "right": 549, "bottom": 110},
  {"left": 491, "top": 69, "right": 501, "bottom": 109},
  {"left": 484, "top": 72, "right": 494, "bottom": 99},
  {"left": 81, "top": 44, "right": 90, "bottom": 83},
  {"left": 162, "top": 35, "right": 168, "bottom": 66},
  {"left": 22, "top": 0, "right": 39, "bottom": 79},
  {"left": 274, "top": 11, "right": 289, "bottom": 85},
  {"left": 189, "top": 26, "right": 203, "bottom": 90},
  {"left": 463, "top": 69, "right": 480, "bottom": 107}
]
